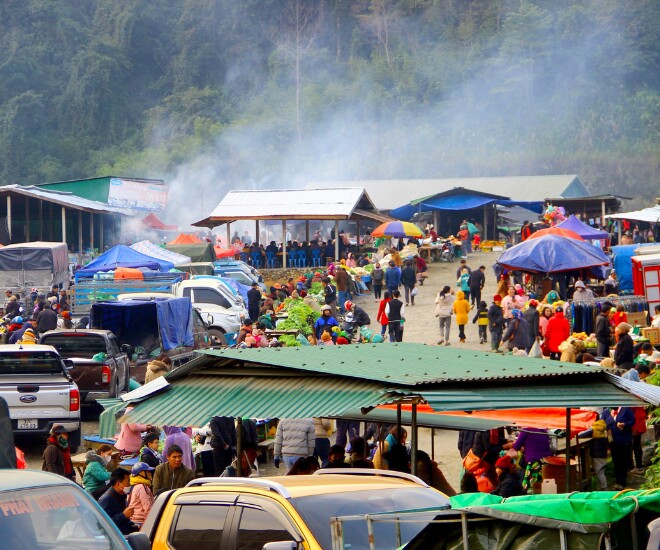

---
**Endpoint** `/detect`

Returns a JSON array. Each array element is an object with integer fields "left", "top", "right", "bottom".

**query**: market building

[{"left": 0, "top": 184, "right": 135, "bottom": 258}]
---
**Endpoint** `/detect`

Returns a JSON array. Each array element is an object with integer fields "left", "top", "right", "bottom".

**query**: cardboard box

[
  {"left": 641, "top": 327, "right": 660, "bottom": 345},
  {"left": 627, "top": 311, "right": 649, "bottom": 327}
]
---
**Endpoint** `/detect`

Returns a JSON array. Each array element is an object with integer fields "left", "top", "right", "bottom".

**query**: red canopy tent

[
  {"left": 528, "top": 227, "right": 584, "bottom": 241},
  {"left": 141, "top": 212, "right": 177, "bottom": 231},
  {"left": 214, "top": 245, "right": 235, "bottom": 259},
  {"left": 170, "top": 233, "right": 203, "bottom": 245}
]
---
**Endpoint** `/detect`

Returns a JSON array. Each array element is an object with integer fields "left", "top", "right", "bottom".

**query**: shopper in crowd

[
  {"left": 42, "top": 425, "right": 74, "bottom": 481},
  {"left": 385, "top": 290, "right": 405, "bottom": 342},
  {"left": 313, "top": 417, "right": 332, "bottom": 467},
  {"left": 472, "top": 300, "right": 489, "bottom": 345},
  {"left": 220, "top": 441, "right": 260, "bottom": 477},
  {"left": 325, "top": 445, "right": 350, "bottom": 469},
  {"left": 523, "top": 300, "right": 540, "bottom": 350},
  {"left": 376, "top": 291, "right": 392, "bottom": 338},
  {"left": 595, "top": 302, "right": 614, "bottom": 357},
  {"left": 452, "top": 290, "right": 471, "bottom": 344},
  {"left": 127, "top": 462, "right": 155, "bottom": 525},
  {"left": 507, "top": 427, "right": 552, "bottom": 493},
  {"left": 468, "top": 265, "right": 486, "bottom": 307},
  {"left": 82, "top": 444, "right": 114, "bottom": 498},
  {"left": 152, "top": 445, "right": 195, "bottom": 494},
  {"left": 385, "top": 261, "right": 401, "bottom": 294},
  {"left": 614, "top": 322, "right": 634, "bottom": 369},
  {"left": 434, "top": 286, "right": 455, "bottom": 346},
  {"left": 371, "top": 263, "right": 384, "bottom": 301},
  {"left": 539, "top": 306, "right": 553, "bottom": 339},
  {"left": 572, "top": 280, "right": 594, "bottom": 300},
  {"left": 401, "top": 260, "right": 417, "bottom": 306},
  {"left": 115, "top": 407, "right": 148, "bottom": 457},
  {"left": 416, "top": 451, "right": 456, "bottom": 496},
  {"left": 274, "top": 418, "right": 315, "bottom": 471},
  {"left": 502, "top": 309, "right": 530, "bottom": 353},
  {"left": 162, "top": 426, "right": 195, "bottom": 470},
  {"left": 210, "top": 415, "right": 236, "bottom": 476},
  {"left": 144, "top": 354, "right": 171, "bottom": 384},
  {"left": 603, "top": 406, "right": 635, "bottom": 490},
  {"left": 544, "top": 306, "right": 570, "bottom": 360},
  {"left": 140, "top": 432, "right": 164, "bottom": 469},
  {"left": 491, "top": 455, "right": 524, "bottom": 498},
  {"left": 578, "top": 418, "right": 609, "bottom": 490},
  {"left": 456, "top": 268, "right": 471, "bottom": 303},
  {"left": 314, "top": 305, "right": 339, "bottom": 341},
  {"left": 373, "top": 427, "right": 407, "bottom": 470},
  {"left": 488, "top": 295, "right": 505, "bottom": 352},
  {"left": 98, "top": 468, "right": 139, "bottom": 535},
  {"left": 501, "top": 286, "right": 524, "bottom": 324}
]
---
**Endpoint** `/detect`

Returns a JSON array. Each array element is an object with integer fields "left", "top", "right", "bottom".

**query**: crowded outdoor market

[{"left": 1, "top": 179, "right": 660, "bottom": 549}]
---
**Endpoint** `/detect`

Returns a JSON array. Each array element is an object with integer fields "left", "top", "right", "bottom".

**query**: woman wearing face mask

[
  {"left": 127, "top": 462, "right": 155, "bottom": 525},
  {"left": 42, "top": 425, "right": 75, "bottom": 481},
  {"left": 83, "top": 444, "right": 114, "bottom": 498}
]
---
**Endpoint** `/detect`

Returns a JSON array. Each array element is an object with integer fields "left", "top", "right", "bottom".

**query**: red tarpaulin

[
  {"left": 380, "top": 405, "right": 598, "bottom": 437},
  {"left": 171, "top": 233, "right": 203, "bottom": 245},
  {"left": 16, "top": 446, "right": 26, "bottom": 469},
  {"left": 214, "top": 246, "right": 236, "bottom": 259},
  {"left": 141, "top": 212, "right": 177, "bottom": 231}
]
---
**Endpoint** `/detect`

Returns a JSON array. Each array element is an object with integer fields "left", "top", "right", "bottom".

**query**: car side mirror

[
  {"left": 121, "top": 344, "right": 134, "bottom": 356},
  {"left": 63, "top": 359, "right": 75, "bottom": 370},
  {"left": 262, "top": 542, "right": 298, "bottom": 550},
  {"left": 206, "top": 313, "right": 214, "bottom": 325},
  {"left": 126, "top": 532, "right": 152, "bottom": 550}
]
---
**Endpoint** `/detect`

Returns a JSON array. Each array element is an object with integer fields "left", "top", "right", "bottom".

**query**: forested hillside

[{"left": 0, "top": 0, "right": 658, "bottom": 219}]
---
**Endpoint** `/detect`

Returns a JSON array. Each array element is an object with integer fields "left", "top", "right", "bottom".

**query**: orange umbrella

[{"left": 528, "top": 227, "right": 584, "bottom": 241}]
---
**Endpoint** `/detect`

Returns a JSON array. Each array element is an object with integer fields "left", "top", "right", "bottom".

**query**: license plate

[{"left": 18, "top": 419, "right": 38, "bottom": 430}]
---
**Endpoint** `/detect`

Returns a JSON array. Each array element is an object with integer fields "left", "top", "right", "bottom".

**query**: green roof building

[{"left": 37, "top": 176, "right": 168, "bottom": 211}]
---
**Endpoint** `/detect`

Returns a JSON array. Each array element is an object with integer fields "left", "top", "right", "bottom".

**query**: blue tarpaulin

[
  {"left": 390, "top": 194, "right": 544, "bottom": 220},
  {"left": 612, "top": 243, "right": 657, "bottom": 291},
  {"left": 89, "top": 297, "right": 194, "bottom": 351},
  {"left": 77, "top": 245, "right": 174, "bottom": 280},
  {"left": 557, "top": 215, "right": 609, "bottom": 240},
  {"left": 497, "top": 234, "right": 610, "bottom": 274}
]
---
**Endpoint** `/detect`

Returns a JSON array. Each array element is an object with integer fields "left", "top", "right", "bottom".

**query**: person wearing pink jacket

[
  {"left": 115, "top": 407, "right": 148, "bottom": 456},
  {"left": 127, "top": 462, "right": 155, "bottom": 525}
]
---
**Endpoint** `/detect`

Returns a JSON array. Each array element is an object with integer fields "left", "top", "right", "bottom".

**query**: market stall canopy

[
  {"left": 98, "top": 343, "right": 660, "bottom": 437},
  {"left": 371, "top": 221, "right": 424, "bottom": 238},
  {"left": 165, "top": 242, "right": 216, "bottom": 263},
  {"left": 497, "top": 234, "right": 610, "bottom": 274},
  {"left": 380, "top": 404, "right": 597, "bottom": 437},
  {"left": 141, "top": 212, "right": 177, "bottom": 231},
  {"left": 606, "top": 204, "right": 660, "bottom": 223},
  {"left": 556, "top": 215, "right": 609, "bottom": 240},
  {"left": 170, "top": 233, "right": 202, "bottom": 245},
  {"left": 131, "top": 240, "right": 191, "bottom": 266},
  {"left": 76, "top": 244, "right": 174, "bottom": 278},
  {"left": 192, "top": 187, "right": 391, "bottom": 227},
  {"left": 214, "top": 246, "right": 235, "bottom": 259},
  {"left": 527, "top": 227, "right": 584, "bottom": 241}
]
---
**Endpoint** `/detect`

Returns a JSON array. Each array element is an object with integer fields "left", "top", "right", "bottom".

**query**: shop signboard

[{"left": 107, "top": 178, "right": 169, "bottom": 211}]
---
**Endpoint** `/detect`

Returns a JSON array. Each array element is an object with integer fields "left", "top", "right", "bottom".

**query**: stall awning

[
  {"left": 419, "top": 381, "right": 648, "bottom": 412},
  {"left": 99, "top": 375, "right": 406, "bottom": 437}
]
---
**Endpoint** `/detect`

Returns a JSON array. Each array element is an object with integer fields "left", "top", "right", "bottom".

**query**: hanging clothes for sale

[{"left": 570, "top": 296, "right": 649, "bottom": 334}]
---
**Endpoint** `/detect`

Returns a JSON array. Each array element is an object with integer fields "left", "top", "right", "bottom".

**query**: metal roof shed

[
  {"left": 192, "top": 187, "right": 393, "bottom": 262},
  {"left": 0, "top": 184, "right": 135, "bottom": 253}
]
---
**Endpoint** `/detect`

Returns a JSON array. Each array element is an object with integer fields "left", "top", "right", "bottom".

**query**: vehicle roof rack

[
  {"left": 185, "top": 477, "right": 291, "bottom": 499},
  {"left": 313, "top": 468, "right": 430, "bottom": 488}
]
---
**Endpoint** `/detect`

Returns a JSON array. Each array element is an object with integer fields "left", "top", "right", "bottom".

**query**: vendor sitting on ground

[
  {"left": 491, "top": 455, "right": 524, "bottom": 498},
  {"left": 314, "top": 305, "right": 338, "bottom": 340}
]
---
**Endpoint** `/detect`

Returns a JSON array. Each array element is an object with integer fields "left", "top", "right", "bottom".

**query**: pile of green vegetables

[
  {"left": 310, "top": 281, "right": 324, "bottom": 295},
  {"left": 276, "top": 299, "right": 320, "bottom": 338}
]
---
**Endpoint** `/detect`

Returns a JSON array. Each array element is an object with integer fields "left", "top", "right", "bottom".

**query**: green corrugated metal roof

[
  {"left": 196, "top": 345, "right": 604, "bottom": 386},
  {"left": 419, "top": 381, "right": 647, "bottom": 412},
  {"left": 99, "top": 375, "right": 405, "bottom": 437},
  {"left": 36, "top": 176, "right": 112, "bottom": 203}
]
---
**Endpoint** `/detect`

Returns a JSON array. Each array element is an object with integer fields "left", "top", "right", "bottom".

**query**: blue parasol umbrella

[{"left": 497, "top": 234, "right": 610, "bottom": 274}]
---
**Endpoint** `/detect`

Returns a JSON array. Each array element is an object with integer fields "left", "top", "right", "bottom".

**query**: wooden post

[
  {"left": 226, "top": 223, "right": 231, "bottom": 251},
  {"left": 433, "top": 210, "right": 439, "bottom": 233},
  {"left": 49, "top": 202, "right": 53, "bottom": 240},
  {"left": 601, "top": 199, "right": 606, "bottom": 227},
  {"left": 431, "top": 428, "right": 435, "bottom": 460},
  {"left": 255, "top": 219, "right": 260, "bottom": 245},
  {"left": 493, "top": 204, "right": 497, "bottom": 239},
  {"left": 90, "top": 212, "right": 95, "bottom": 250},
  {"left": 411, "top": 401, "right": 418, "bottom": 476},
  {"left": 305, "top": 220, "right": 310, "bottom": 243},
  {"left": 25, "top": 196, "right": 30, "bottom": 241},
  {"left": 396, "top": 403, "right": 402, "bottom": 439},
  {"left": 483, "top": 204, "right": 488, "bottom": 241},
  {"left": 39, "top": 200, "right": 43, "bottom": 240},
  {"left": 282, "top": 220, "right": 287, "bottom": 268},
  {"left": 61, "top": 207, "right": 66, "bottom": 244},
  {"left": 334, "top": 219, "right": 339, "bottom": 260},
  {"left": 356, "top": 219, "right": 361, "bottom": 248},
  {"left": 78, "top": 210, "right": 83, "bottom": 256},
  {"left": 236, "top": 417, "right": 243, "bottom": 477},
  {"left": 6, "top": 196, "right": 11, "bottom": 242},
  {"left": 99, "top": 216, "right": 104, "bottom": 251}
]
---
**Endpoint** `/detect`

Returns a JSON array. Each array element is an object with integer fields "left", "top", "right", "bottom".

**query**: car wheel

[{"left": 208, "top": 328, "right": 227, "bottom": 346}]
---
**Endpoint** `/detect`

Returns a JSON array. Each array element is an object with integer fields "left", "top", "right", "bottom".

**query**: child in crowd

[
  {"left": 610, "top": 304, "right": 628, "bottom": 327},
  {"left": 472, "top": 301, "right": 489, "bottom": 345}
]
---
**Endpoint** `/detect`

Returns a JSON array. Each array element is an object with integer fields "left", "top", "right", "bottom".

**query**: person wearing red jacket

[
  {"left": 376, "top": 291, "right": 391, "bottom": 338},
  {"left": 544, "top": 306, "right": 570, "bottom": 360}
]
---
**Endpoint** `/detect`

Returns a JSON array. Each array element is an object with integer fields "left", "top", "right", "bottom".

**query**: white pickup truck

[{"left": 0, "top": 344, "right": 81, "bottom": 449}]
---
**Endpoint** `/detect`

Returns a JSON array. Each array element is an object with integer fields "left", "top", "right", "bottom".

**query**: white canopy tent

[{"left": 606, "top": 205, "right": 660, "bottom": 223}]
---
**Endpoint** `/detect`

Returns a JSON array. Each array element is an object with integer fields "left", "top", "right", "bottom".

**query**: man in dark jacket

[
  {"left": 523, "top": 300, "right": 539, "bottom": 351},
  {"left": 385, "top": 262, "right": 401, "bottom": 293},
  {"left": 595, "top": 302, "right": 613, "bottom": 357},
  {"left": 400, "top": 261, "right": 417, "bottom": 306},
  {"left": 98, "top": 468, "right": 138, "bottom": 535},
  {"left": 487, "top": 295, "right": 505, "bottom": 352},
  {"left": 247, "top": 282, "right": 262, "bottom": 322},
  {"left": 322, "top": 277, "right": 337, "bottom": 313},
  {"left": 210, "top": 416, "right": 237, "bottom": 476},
  {"left": 385, "top": 290, "right": 404, "bottom": 342},
  {"left": 334, "top": 267, "right": 350, "bottom": 314},
  {"left": 603, "top": 407, "right": 635, "bottom": 489},
  {"left": 468, "top": 266, "right": 486, "bottom": 306},
  {"left": 36, "top": 306, "right": 58, "bottom": 333},
  {"left": 501, "top": 310, "right": 530, "bottom": 352}
]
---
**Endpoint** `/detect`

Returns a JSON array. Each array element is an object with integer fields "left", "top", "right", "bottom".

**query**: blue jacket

[
  {"left": 385, "top": 267, "right": 401, "bottom": 289},
  {"left": 603, "top": 407, "right": 635, "bottom": 444}
]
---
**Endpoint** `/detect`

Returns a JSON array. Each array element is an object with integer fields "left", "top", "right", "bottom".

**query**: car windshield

[
  {"left": 0, "top": 485, "right": 127, "bottom": 549},
  {"left": 0, "top": 351, "right": 63, "bottom": 374},
  {"left": 224, "top": 271, "right": 254, "bottom": 286},
  {"left": 40, "top": 334, "right": 107, "bottom": 358},
  {"left": 290, "top": 487, "right": 450, "bottom": 549}
]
